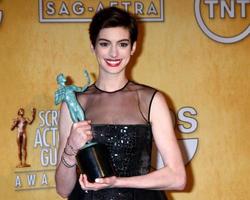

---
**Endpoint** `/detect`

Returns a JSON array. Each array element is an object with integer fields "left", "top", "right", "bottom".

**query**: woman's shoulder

[
  {"left": 126, "top": 80, "right": 157, "bottom": 93},
  {"left": 127, "top": 81, "right": 159, "bottom": 110}
]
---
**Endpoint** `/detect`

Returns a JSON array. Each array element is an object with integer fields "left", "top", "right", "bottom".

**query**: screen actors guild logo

[
  {"left": 39, "top": 0, "right": 164, "bottom": 22},
  {"left": 11, "top": 108, "right": 36, "bottom": 168},
  {"left": 195, "top": 0, "right": 250, "bottom": 43}
]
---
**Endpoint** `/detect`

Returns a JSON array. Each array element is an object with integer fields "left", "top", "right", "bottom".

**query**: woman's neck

[{"left": 95, "top": 75, "right": 128, "bottom": 92}]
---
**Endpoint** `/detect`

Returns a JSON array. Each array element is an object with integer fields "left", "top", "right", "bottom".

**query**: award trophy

[
  {"left": 0, "top": 10, "right": 3, "bottom": 24},
  {"left": 55, "top": 69, "right": 114, "bottom": 182},
  {"left": 11, "top": 108, "right": 36, "bottom": 168}
]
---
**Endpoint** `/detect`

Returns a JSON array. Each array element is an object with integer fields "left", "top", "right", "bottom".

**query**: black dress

[{"left": 68, "top": 81, "right": 167, "bottom": 200}]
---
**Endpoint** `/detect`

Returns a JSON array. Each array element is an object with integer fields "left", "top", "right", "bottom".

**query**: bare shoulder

[
  {"left": 152, "top": 91, "right": 167, "bottom": 103},
  {"left": 150, "top": 91, "right": 173, "bottom": 138},
  {"left": 151, "top": 91, "right": 170, "bottom": 117}
]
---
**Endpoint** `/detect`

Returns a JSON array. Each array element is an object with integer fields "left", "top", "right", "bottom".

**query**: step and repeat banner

[{"left": 0, "top": 1, "right": 249, "bottom": 200}]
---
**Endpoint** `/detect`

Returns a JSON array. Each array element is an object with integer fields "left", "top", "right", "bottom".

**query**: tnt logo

[{"left": 195, "top": 0, "right": 250, "bottom": 43}]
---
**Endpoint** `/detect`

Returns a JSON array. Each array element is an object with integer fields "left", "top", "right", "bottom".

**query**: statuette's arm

[
  {"left": 10, "top": 118, "right": 18, "bottom": 131},
  {"left": 27, "top": 108, "right": 36, "bottom": 124},
  {"left": 72, "top": 69, "right": 91, "bottom": 93}
]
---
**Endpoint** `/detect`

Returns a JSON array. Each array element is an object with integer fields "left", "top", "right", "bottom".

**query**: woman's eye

[
  {"left": 119, "top": 42, "right": 129, "bottom": 47},
  {"left": 99, "top": 42, "right": 109, "bottom": 47}
]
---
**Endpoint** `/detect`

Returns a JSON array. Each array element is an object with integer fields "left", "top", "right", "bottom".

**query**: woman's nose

[{"left": 109, "top": 45, "right": 118, "bottom": 58}]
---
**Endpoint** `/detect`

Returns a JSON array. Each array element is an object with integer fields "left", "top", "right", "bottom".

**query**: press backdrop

[{"left": 0, "top": 1, "right": 249, "bottom": 200}]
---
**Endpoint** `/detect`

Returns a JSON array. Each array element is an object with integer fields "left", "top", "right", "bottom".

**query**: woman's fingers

[
  {"left": 68, "top": 120, "right": 93, "bottom": 149},
  {"left": 72, "top": 120, "right": 91, "bottom": 130},
  {"left": 95, "top": 176, "right": 116, "bottom": 185},
  {"left": 79, "top": 175, "right": 117, "bottom": 191},
  {"left": 79, "top": 174, "right": 87, "bottom": 189},
  {"left": 83, "top": 130, "right": 93, "bottom": 141}
]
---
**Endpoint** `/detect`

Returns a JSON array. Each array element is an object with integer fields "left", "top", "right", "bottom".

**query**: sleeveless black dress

[{"left": 68, "top": 81, "right": 167, "bottom": 200}]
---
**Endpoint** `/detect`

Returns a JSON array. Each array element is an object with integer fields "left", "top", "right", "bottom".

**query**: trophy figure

[
  {"left": 55, "top": 69, "right": 114, "bottom": 182},
  {"left": 11, "top": 108, "right": 36, "bottom": 168},
  {"left": 0, "top": 10, "right": 3, "bottom": 24}
]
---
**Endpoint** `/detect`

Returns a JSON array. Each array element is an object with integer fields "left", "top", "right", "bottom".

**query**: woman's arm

[
  {"left": 79, "top": 92, "right": 186, "bottom": 191},
  {"left": 115, "top": 91, "right": 186, "bottom": 190},
  {"left": 55, "top": 102, "right": 93, "bottom": 198}
]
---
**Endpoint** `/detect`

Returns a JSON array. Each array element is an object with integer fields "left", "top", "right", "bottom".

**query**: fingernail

[{"left": 95, "top": 178, "right": 101, "bottom": 183}]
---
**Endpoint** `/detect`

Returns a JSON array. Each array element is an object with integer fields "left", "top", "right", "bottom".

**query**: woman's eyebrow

[
  {"left": 97, "top": 38, "right": 130, "bottom": 43},
  {"left": 118, "top": 39, "right": 130, "bottom": 42},
  {"left": 97, "top": 38, "right": 110, "bottom": 42}
]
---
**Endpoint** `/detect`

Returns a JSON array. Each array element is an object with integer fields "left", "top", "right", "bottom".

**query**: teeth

[{"left": 106, "top": 59, "right": 121, "bottom": 65}]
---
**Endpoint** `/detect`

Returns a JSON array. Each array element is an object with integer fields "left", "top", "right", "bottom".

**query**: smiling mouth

[{"left": 105, "top": 59, "right": 122, "bottom": 67}]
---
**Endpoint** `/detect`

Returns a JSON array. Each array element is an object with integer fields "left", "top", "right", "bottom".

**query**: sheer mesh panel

[
  {"left": 77, "top": 81, "right": 157, "bottom": 125},
  {"left": 69, "top": 82, "right": 169, "bottom": 200}
]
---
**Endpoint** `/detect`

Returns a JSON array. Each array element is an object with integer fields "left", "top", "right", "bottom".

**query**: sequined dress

[{"left": 68, "top": 81, "right": 167, "bottom": 200}]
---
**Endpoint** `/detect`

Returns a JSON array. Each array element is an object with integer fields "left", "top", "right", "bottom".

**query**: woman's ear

[
  {"left": 90, "top": 44, "right": 95, "bottom": 53},
  {"left": 131, "top": 42, "right": 137, "bottom": 55}
]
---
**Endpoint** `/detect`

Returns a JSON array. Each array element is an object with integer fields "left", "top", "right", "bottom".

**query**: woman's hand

[
  {"left": 79, "top": 174, "right": 117, "bottom": 191},
  {"left": 67, "top": 120, "right": 93, "bottom": 151}
]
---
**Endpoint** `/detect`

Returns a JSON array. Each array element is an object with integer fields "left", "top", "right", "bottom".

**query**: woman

[{"left": 55, "top": 7, "right": 186, "bottom": 200}]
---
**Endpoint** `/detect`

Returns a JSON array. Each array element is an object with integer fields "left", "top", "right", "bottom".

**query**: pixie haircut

[{"left": 89, "top": 7, "right": 138, "bottom": 48}]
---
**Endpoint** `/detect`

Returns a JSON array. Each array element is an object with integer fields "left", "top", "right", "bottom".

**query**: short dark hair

[{"left": 89, "top": 7, "right": 138, "bottom": 48}]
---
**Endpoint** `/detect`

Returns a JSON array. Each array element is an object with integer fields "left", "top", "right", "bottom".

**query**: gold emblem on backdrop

[
  {"left": 0, "top": 10, "right": 3, "bottom": 23},
  {"left": 14, "top": 109, "right": 59, "bottom": 191},
  {"left": 11, "top": 108, "right": 36, "bottom": 168},
  {"left": 39, "top": 0, "right": 164, "bottom": 22}
]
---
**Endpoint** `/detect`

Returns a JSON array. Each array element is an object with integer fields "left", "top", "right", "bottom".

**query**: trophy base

[{"left": 76, "top": 142, "right": 115, "bottom": 182}]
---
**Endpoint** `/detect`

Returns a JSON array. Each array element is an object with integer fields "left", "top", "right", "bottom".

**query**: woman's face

[{"left": 91, "top": 27, "right": 136, "bottom": 76}]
